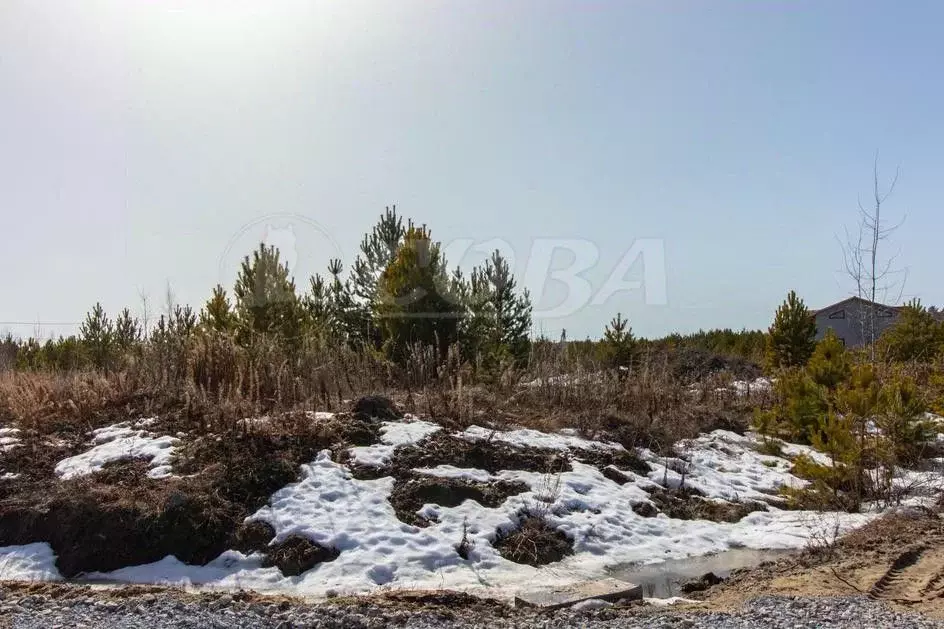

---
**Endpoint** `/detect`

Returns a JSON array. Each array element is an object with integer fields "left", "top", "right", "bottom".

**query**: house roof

[{"left": 814, "top": 295, "right": 902, "bottom": 316}]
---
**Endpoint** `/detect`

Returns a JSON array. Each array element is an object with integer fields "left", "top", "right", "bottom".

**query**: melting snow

[
  {"left": 1, "top": 421, "right": 888, "bottom": 600},
  {"left": 0, "top": 543, "right": 60, "bottom": 582},
  {"left": 85, "top": 429, "right": 873, "bottom": 598},
  {"left": 728, "top": 378, "right": 772, "bottom": 395},
  {"left": 461, "top": 425, "right": 621, "bottom": 452},
  {"left": 643, "top": 430, "right": 807, "bottom": 502},
  {"left": 54, "top": 419, "right": 179, "bottom": 480},
  {"left": 0, "top": 427, "right": 21, "bottom": 452},
  {"left": 348, "top": 419, "right": 442, "bottom": 467}
]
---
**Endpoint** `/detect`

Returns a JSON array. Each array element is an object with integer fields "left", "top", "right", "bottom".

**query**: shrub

[
  {"left": 875, "top": 371, "right": 933, "bottom": 467},
  {"left": 80, "top": 302, "right": 114, "bottom": 370},
  {"left": 200, "top": 285, "right": 236, "bottom": 333},
  {"left": 784, "top": 363, "right": 934, "bottom": 511}
]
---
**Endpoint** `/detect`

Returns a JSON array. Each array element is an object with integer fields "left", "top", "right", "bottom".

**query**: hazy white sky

[{"left": 2, "top": 1, "right": 942, "bottom": 340}]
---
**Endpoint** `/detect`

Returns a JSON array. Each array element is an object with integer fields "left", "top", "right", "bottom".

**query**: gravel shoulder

[{"left": 1, "top": 583, "right": 943, "bottom": 629}]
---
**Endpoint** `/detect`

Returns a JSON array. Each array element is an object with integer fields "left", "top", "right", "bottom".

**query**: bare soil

[{"left": 697, "top": 508, "right": 944, "bottom": 618}]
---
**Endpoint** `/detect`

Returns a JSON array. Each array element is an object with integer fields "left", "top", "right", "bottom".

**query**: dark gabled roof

[{"left": 814, "top": 296, "right": 902, "bottom": 316}]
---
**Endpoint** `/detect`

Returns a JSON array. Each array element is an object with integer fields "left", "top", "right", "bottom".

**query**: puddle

[{"left": 606, "top": 548, "right": 794, "bottom": 598}]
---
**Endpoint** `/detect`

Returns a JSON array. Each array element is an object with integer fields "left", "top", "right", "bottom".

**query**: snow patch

[
  {"left": 728, "top": 378, "right": 772, "bottom": 396},
  {"left": 461, "top": 425, "right": 621, "bottom": 452},
  {"left": 0, "top": 543, "right": 61, "bottom": 581},
  {"left": 645, "top": 596, "right": 698, "bottom": 606},
  {"left": 0, "top": 427, "right": 21, "bottom": 452},
  {"left": 642, "top": 430, "right": 807, "bottom": 502},
  {"left": 348, "top": 419, "right": 442, "bottom": 468},
  {"left": 54, "top": 420, "right": 179, "bottom": 480}
]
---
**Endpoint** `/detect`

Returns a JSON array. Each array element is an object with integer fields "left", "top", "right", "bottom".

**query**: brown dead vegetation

[
  {"left": 367, "top": 431, "right": 572, "bottom": 478},
  {"left": 493, "top": 511, "right": 575, "bottom": 566},
  {"left": 261, "top": 535, "right": 340, "bottom": 577}
]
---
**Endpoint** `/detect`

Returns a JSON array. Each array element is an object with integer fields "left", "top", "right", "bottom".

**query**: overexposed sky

[{"left": 2, "top": 1, "right": 942, "bottom": 339}]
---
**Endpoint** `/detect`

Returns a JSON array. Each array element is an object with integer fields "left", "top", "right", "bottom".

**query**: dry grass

[
  {"left": 0, "top": 332, "right": 763, "bottom": 458},
  {"left": 0, "top": 336, "right": 395, "bottom": 437}
]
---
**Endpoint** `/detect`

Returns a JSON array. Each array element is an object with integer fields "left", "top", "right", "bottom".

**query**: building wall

[{"left": 815, "top": 299, "right": 899, "bottom": 347}]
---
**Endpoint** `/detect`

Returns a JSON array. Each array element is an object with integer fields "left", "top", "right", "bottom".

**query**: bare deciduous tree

[{"left": 839, "top": 155, "right": 908, "bottom": 361}]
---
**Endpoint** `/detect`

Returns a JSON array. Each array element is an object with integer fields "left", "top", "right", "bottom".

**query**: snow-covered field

[{"left": 0, "top": 416, "right": 884, "bottom": 600}]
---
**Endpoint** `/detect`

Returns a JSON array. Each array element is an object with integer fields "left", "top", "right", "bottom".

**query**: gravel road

[{"left": 2, "top": 589, "right": 943, "bottom": 629}]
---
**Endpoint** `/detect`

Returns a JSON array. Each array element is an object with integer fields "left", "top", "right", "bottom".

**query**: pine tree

[
  {"left": 465, "top": 250, "right": 532, "bottom": 369},
  {"left": 877, "top": 372, "right": 932, "bottom": 467},
  {"left": 349, "top": 206, "right": 406, "bottom": 346},
  {"left": 200, "top": 285, "right": 236, "bottom": 333},
  {"left": 807, "top": 329, "right": 850, "bottom": 390},
  {"left": 766, "top": 290, "right": 816, "bottom": 369},
  {"left": 598, "top": 312, "right": 636, "bottom": 371},
  {"left": 233, "top": 243, "right": 303, "bottom": 343},
  {"left": 80, "top": 302, "right": 114, "bottom": 370},
  {"left": 879, "top": 299, "right": 944, "bottom": 362},
  {"left": 375, "top": 225, "right": 459, "bottom": 362},
  {"left": 169, "top": 305, "right": 197, "bottom": 338},
  {"left": 114, "top": 308, "right": 141, "bottom": 352},
  {"left": 307, "top": 273, "right": 333, "bottom": 330}
]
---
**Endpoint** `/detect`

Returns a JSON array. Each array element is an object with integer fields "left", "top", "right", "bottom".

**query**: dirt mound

[
  {"left": 647, "top": 488, "right": 767, "bottom": 523},
  {"left": 392, "top": 432, "right": 571, "bottom": 475},
  {"left": 261, "top": 535, "right": 340, "bottom": 577},
  {"left": 0, "top": 478, "right": 240, "bottom": 577},
  {"left": 389, "top": 475, "right": 529, "bottom": 527},
  {"left": 681, "top": 571, "right": 724, "bottom": 593},
  {"left": 631, "top": 501, "right": 659, "bottom": 518},
  {"left": 232, "top": 520, "right": 276, "bottom": 555},
  {"left": 574, "top": 448, "right": 651, "bottom": 476},
  {"left": 0, "top": 430, "right": 90, "bottom": 498},
  {"left": 92, "top": 459, "right": 157, "bottom": 486},
  {"left": 231, "top": 521, "right": 340, "bottom": 576},
  {"left": 493, "top": 512, "right": 574, "bottom": 566},
  {"left": 175, "top": 415, "right": 380, "bottom": 511},
  {"left": 602, "top": 466, "right": 633, "bottom": 485},
  {"left": 351, "top": 396, "right": 402, "bottom": 422}
]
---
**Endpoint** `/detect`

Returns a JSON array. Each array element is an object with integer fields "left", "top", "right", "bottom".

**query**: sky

[{"left": 2, "top": 1, "right": 943, "bottom": 341}]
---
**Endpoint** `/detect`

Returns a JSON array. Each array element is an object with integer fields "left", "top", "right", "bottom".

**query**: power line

[{"left": 0, "top": 321, "right": 82, "bottom": 326}]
